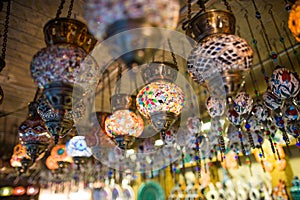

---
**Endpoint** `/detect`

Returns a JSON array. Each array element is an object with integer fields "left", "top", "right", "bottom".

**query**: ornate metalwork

[
  {"left": 186, "top": 9, "right": 236, "bottom": 43},
  {"left": 43, "top": 18, "right": 97, "bottom": 53}
]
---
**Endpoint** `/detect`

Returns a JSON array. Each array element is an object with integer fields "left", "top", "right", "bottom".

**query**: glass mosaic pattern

[
  {"left": 206, "top": 96, "right": 225, "bottom": 118},
  {"left": 187, "top": 34, "right": 253, "bottom": 85},
  {"left": 136, "top": 81, "right": 184, "bottom": 118},
  {"left": 270, "top": 67, "right": 300, "bottom": 99},
  {"left": 66, "top": 136, "right": 92, "bottom": 157},
  {"left": 105, "top": 110, "right": 144, "bottom": 137},
  {"left": 30, "top": 44, "right": 87, "bottom": 88},
  {"left": 84, "top": 0, "right": 180, "bottom": 40}
]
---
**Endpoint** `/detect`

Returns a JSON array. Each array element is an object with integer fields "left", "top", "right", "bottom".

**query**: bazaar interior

[{"left": 1, "top": 0, "right": 300, "bottom": 199}]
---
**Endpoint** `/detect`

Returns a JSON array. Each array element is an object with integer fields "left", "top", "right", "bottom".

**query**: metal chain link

[
  {"left": 168, "top": 39, "right": 178, "bottom": 66},
  {"left": 222, "top": 0, "right": 232, "bottom": 12},
  {"left": 55, "top": 0, "right": 66, "bottom": 19},
  {"left": 197, "top": 0, "right": 206, "bottom": 12},
  {"left": 2, "top": 0, "right": 10, "bottom": 60},
  {"left": 67, "top": 0, "right": 74, "bottom": 18},
  {"left": 187, "top": 0, "right": 192, "bottom": 27}
]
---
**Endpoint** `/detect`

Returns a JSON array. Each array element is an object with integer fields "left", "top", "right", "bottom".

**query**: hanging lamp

[
  {"left": 18, "top": 96, "right": 53, "bottom": 162},
  {"left": 30, "top": 0, "right": 97, "bottom": 144},
  {"left": 136, "top": 62, "right": 184, "bottom": 141},
  {"left": 185, "top": 0, "right": 253, "bottom": 98},
  {"left": 83, "top": 0, "right": 180, "bottom": 65},
  {"left": 288, "top": 0, "right": 300, "bottom": 42}
]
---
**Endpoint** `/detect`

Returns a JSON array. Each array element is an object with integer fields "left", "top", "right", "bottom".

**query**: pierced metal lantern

[
  {"left": 18, "top": 102, "right": 52, "bottom": 162},
  {"left": 288, "top": 0, "right": 300, "bottom": 42},
  {"left": 187, "top": 34, "right": 253, "bottom": 97},
  {"left": 105, "top": 94, "right": 144, "bottom": 149},
  {"left": 206, "top": 96, "right": 226, "bottom": 118},
  {"left": 37, "top": 97, "right": 73, "bottom": 144},
  {"left": 269, "top": 67, "right": 300, "bottom": 99},
  {"left": 233, "top": 92, "right": 253, "bottom": 115}
]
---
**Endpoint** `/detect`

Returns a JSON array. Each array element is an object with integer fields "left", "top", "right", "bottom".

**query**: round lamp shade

[
  {"left": 269, "top": 67, "right": 300, "bottom": 99},
  {"left": 288, "top": 0, "right": 300, "bottom": 42},
  {"left": 66, "top": 136, "right": 92, "bottom": 157},
  {"left": 136, "top": 81, "right": 184, "bottom": 118},
  {"left": 30, "top": 44, "right": 87, "bottom": 88},
  {"left": 104, "top": 110, "right": 144, "bottom": 138},
  {"left": 187, "top": 34, "right": 253, "bottom": 85},
  {"left": 206, "top": 96, "right": 226, "bottom": 118},
  {"left": 251, "top": 101, "right": 270, "bottom": 122},
  {"left": 233, "top": 92, "right": 253, "bottom": 115},
  {"left": 84, "top": 0, "right": 180, "bottom": 40},
  {"left": 263, "top": 90, "right": 282, "bottom": 110}
]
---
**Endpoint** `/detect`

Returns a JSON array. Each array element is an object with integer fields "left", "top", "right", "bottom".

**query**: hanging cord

[
  {"left": 67, "top": 0, "right": 74, "bottom": 18},
  {"left": 244, "top": 11, "right": 269, "bottom": 84},
  {"left": 197, "top": 0, "right": 206, "bottom": 12},
  {"left": 251, "top": 0, "right": 278, "bottom": 66},
  {"left": 0, "top": 0, "right": 10, "bottom": 72},
  {"left": 222, "top": 0, "right": 232, "bottom": 12},
  {"left": 167, "top": 39, "right": 178, "bottom": 67},
  {"left": 115, "top": 64, "right": 123, "bottom": 94},
  {"left": 269, "top": 8, "right": 296, "bottom": 72},
  {"left": 282, "top": 21, "right": 300, "bottom": 66},
  {"left": 55, "top": 0, "right": 66, "bottom": 19}
]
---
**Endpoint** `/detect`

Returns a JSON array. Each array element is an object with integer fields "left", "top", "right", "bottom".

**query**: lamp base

[
  {"left": 114, "top": 135, "right": 136, "bottom": 150},
  {"left": 150, "top": 111, "right": 178, "bottom": 133}
]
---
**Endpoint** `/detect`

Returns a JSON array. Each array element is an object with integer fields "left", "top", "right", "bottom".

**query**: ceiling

[{"left": 0, "top": 0, "right": 299, "bottom": 161}]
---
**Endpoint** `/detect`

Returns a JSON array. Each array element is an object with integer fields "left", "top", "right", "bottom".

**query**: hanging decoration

[
  {"left": 233, "top": 92, "right": 254, "bottom": 115},
  {"left": 136, "top": 62, "right": 184, "bottom": 141},
  {"left": 66, "top": 135, "right": 92, "bottom": 168},
  {"left": 288, "top": 0, "right": 300, "bottom": 42},
  {"left": 46, "top": 144, "right": 73, "bottom": 171},
  {"left": 205, "top": 96, "right": 226, "bottom": 118},
  {"left": 84, "top": 0, "right": 180, "bottom": 65},
  {"left": 105, "top": 94, "right": 144, "bottom": 149},
  {"left": 18, "top": 101, "right": 53, "bottom": 162},
  {"left": 30, "top": 0, "right": 98, "bottom": 144}
]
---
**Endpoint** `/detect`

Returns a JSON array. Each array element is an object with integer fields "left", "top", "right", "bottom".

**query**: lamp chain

[
  {"left": 67, "top": 0, "right": 74, "bottom": 18},
  {"left": 55, "top": 0, "right": 66, "bottom": 19},
  {"left": 167, "top": 39, "right": 178, "bottom": 66},
  {"left": 187, "top": 0, "right": 192, "bottom": 27},
  {"left": 1, "top": 0, "right": 10, "bottom": 65},
  {"left": 269, "top": 9, "right": 296, "bottom": 72},
  {"left": 222, "top": 0, "right": 232, "bottom": 12},
  {"left": 197, "top": 0, "right": 206, "bottom": 12}
]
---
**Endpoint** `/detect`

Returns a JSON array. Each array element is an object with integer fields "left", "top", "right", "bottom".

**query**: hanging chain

[
  {"left": 67, "top": 0, "right": 74, "bottom": 18},
  {"left": 269, "top": 9, "right": 296, "bottom": 72},
  {"left": 167, "top": 39, "right": 178, "bottom": 66},
  {"left": 222, "top": 0, "right": 232, "bottom": 12},
  {"left": 197, "top": 0, "right": 206, "bottom": 12},
  {"left": 55, "top": 0, "right": 66, "bottom": 19},
  {"left": 1, "top": 0, "right": 10, "bottom": 61},
  {"left": 187, "top": 0, "right": 192, "bottom": 27}
]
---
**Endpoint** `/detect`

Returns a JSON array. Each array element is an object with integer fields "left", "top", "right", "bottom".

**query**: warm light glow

[
  {"left": 105, "top": 110, "right": 144, "bottom": 137},
  {"left": 27, "top": 185, "right": 39, "bottom": 196},
  {"left": 13, "top": 186, "right": 26, "bottom": 196},
  {"left": 0, "top": 187, "right": 13, "bottom": 197},
  {"left": 136, "top": 81, "right": 184, "bottom": 118},
  {"left": 288, "top": 0, "right": 300, "bottom": 42}
]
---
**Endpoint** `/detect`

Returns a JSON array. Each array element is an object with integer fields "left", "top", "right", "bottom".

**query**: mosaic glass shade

[
  {"left": 206, "top": 96, "right": 226, "bottom": 118},
  {"left": 251, "top": 101, "right": 270, "bottom": 122},
  {"left": 30, "top": 44, "right": 87, "bottom": 88},
  {"left": 269, "top": 67, "right": 300, "bottom": 99},
  {"left": 233, "top": 92, "right": 253, "bottom": 115},
  {"left": 288, "top": 0, "right": 300, "bottom": 42},
  {"left": 104, "top": 110, "right": 144, "bottom": 138},
  {"left": 263, "top": 90, "right": 282, "bottom": 110},
  {"left": 136, "top": 81, "right": 184, "bottom": 118},
  {"left": 187, "top": 34, "right": 253, "bottom": 85},
  {"left": 283, "top": 101, "right": 299, "bottom": 121},
  {"left": 84, "top": 0, "right": 180, "bottom": 40},
  {"left": 66, "top": 136, "right": 92, "bottom": 157},
  {"left": 10, "top": 144, "right": 30, "bottom": 168}
]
